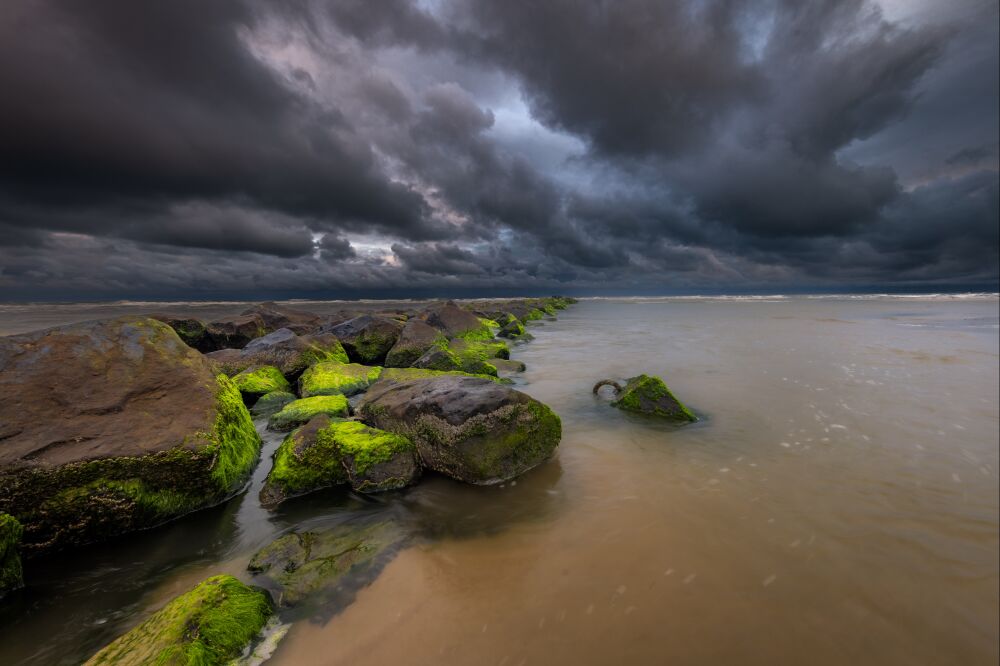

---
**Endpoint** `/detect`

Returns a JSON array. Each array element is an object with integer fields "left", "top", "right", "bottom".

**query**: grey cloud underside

[{"left": 0, "top": 0, "right": 996, "bottom": 298}]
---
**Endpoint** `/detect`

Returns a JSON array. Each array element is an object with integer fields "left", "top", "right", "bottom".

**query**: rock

[
  {"left": 375, "top": 367, "right": 507, "bottom": 384},
  {"left": 325, "top": 315, "right": 404, "bottom": 365},
  {"left": 204, "top": 313, "right": 269, "bottom": 350},
  {"left": 206, "top": 329, "right": 349, "bottom": 378},
  {"left": 248, "top": 520, "right": 406, "bottom": 607},
  {"left": 498, "top": 317, "right": 526, "bottom": 339},
  {"left": 299, "top": 361, "right": 382, "bottom": 397},
  {"left": 411, "top": 346, "right": 497, "bottom": 377},
  {"left": 240, "top": 302, "right": 320, "bottom": 335},
  {"left": 604, "top": 374, "right": 697, "bottom": 422},
  {"left": 357, "top": 376, "right": 561, "bottom": 485},
  {"left": 267, "top": 395, "right": 349, "bottom": 432},
  {"left": 0, "top": 514, "right": 23, "bottom": 597},
  {"left": 0, "top": 317, "right": 262, "bottom": 555},
  {"left": 260, "top": 416, "right": 419, "bottom": 505},
  {"left": 384, "top": 319, "right": 446, "bottom": 368},
  {"left": 232, "top": 365, "right": 291, "bottom": 400},
  {"left": 450, "top": 337, "right": 510, "bottom": 361},
  {"left": 422, "top": 302, "right": 492, "bottom": 340},
  {"left": 491, "top": 358, "right": 526, "bottom": 374},
  {"left": 84, "top": 574, "right": 273, "bottom": 666},
  {"left": 250, "top": 391, "right": 296, "bottom": 419},
  {"left": 149, "top": 314, "right": 210, "bottom": 350}
]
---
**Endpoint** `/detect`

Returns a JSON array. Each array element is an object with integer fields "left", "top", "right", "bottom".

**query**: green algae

[
  {"left": 611, "top": 374, "right": 697, "bottom": 422},
  {"left": 525, "top": 308, "right": 545, "bottom": 321},
  {"left": 323, "top": 421, "right": 414, "bottom": 477},
  {"left": 232, "top": 365, "right": 290, "bottom": 398},
  {"left": 377, "top": 367, "right": 508, "bottom": 384},
  {"left": 206, "top": 374, "right": 264, "bottom": 491},
  {"left": 267, "top": 395, "right": 350, "bottom": 431},
  {"left": 263, "top": 418, "right": 349, "bottom": 503},
  {"left": 85, "top": 574, "right": 273, "bottom": 666},
  {"left": 299, "top": 361, "right": 383, "bottom": 397},
  {"left": 0, "top": 513, "right": 23, "bottom": 595},
  {"left": 250, "top": 391, "right": 296, "bottom": 419}
]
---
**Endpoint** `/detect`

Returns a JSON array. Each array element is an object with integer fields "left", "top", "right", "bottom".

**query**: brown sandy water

[{"left": 0, "top": 296, "right": 997, "bottom": 665}]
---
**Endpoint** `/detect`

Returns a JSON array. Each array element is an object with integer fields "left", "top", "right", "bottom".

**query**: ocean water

[{"left": 0, "top": 296, "right": 997, "bottom": 665}]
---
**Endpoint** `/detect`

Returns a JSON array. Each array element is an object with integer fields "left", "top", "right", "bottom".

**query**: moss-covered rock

[
  {"left": 385, "top": 319, "right": 447, "bottom": 368},
  {"left": 248, "top": 520, "right": 406, "bottom": 607},
  {"left": 326, "top": 421, "right": 420, "bottom": 493},
  {"left": 325, "top": 315, "right": 404, "bottom": 365},
  {"left": 376, "top": 367, "right": 508, "bottom": 384},
  {"left": 422, "top": 302, "right": 493, "bottom": 340},
  {"left": 497, "top": 316, "right": 526, "bottom": 339},
  {"left": 411, "top": 345, "right": 498, "bottom": 377},
  {"left": 491, "top": 358, "right": 526, "bottom": 374},
  {"left": 610, "top": 374, "right": 697, "bottom": 422},
  {"left": 357, "top": 376, "right": 562, "bottom": 485},
  {"left": 0, "top": 513, "right": 24, "bottom": 596},
  {"left": 85, "top": 574, "right": 273, "bottom": 665},
  {"left": 0, "top": 318, "right": 262, "bottom": 555},
  {"left": 250, "top": 391, "right": 297, "bottom": 419},
  {"left": 267, "top": 395, "right": 350, "bottom": 432},
  {"left": 299, "top": 361, "right": 383, "bottom": 397},
  {"left": 260, "top": 416, "right": 348, "bottom": 506},
  {"left": 232, "top": 365, "right": 291, "bottom": 399}
]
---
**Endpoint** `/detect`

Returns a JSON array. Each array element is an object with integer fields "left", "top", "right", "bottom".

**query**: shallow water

[{"left": 1, "top": 296, "right": 998, "bottom": 665}]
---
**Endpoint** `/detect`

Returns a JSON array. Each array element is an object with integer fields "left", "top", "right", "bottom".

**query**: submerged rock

[
  {"left": 598, "top": 374, "right": 697, "bottom": 422},
  {"left": 299, "top": 361, "right": 383, "bottom": 397},
  {"left": 232, "top": 365, "right": 291, "bottom": 400},
  {"left": 267, "top": 395, "right": 350, "bottom": 432},
  {"left": 325, "top": 315, "right": 404, "bottom": 365},
  {"left": 0, "top": 317, "right": 262, "bottom": 555},
  {"left": 357, "top": 376, "right": 561, "bottom": 485},
  {"left": 85, "top": 574, "right": 273, "bottom": 666},
  {"left": 250, "top": 391, "right": 297, "bottom": 419},
  {"left": 384, "top": 319, "right": 446, "bottom": 368},
  {"left": 0, "top": 514, "right": 24, "bottom": 596},
  {"left": 248, "top": 520, "right": 407, "bottom": 607}
]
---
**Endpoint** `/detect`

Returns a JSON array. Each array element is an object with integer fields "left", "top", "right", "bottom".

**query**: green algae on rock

[
  {"left": 248, "top": 520, "right": 407, "bottom": 608},
  {"left": 325, "top": 315, "right": 404, "bottom": 365},
  {"left": 267, "top": 395, "right": 350, "bottom": 432},
  {"left": 260, "top": 416, "right": 348, "bottom": 506},
  {"left": 299, "top": 361, "right": 383, "bottom": 397},
  {"left": 85, "top": 575, "right": 273, "bottom": 666},
  {"left": 384, "top": 319, "right": 447, "bottom": 368},
  {"left": 250, "top": 391, "right": 296, "bottom": 419},
  {"left": 0, "top": 317, "right": 263, "bottom": 555},
  {"left": 376, "top": 367, "right": 509, "bottom": 384},
  {"left": 0, "top": 513, "right": 24, "bottom": 596},
  {"left": 357, "top": 376, "right": 562, "bottom": 485},
  {"left": 232, "top": 365, "right": 291, "bottom": 399},
  {"left": 606, "top": 374, "right": 697, "bottom": 423}
]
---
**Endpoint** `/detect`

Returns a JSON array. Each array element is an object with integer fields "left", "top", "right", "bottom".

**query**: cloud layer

[{"left": 1, "top": 0, "right": 996, "bottom": 298}]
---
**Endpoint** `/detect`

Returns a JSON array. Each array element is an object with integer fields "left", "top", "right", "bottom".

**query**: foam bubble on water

[
  {"left": 664, "top": 568, "right": 674, "bottom": 576},
  {"left": 780, "top": 442, "right": 791, "bottom": 448},
  {"left": 762, "top": 575, "right": 777, "bottom": 587},
  {"left": 683, "top": 574, "right": 697, "bottom": 584},
  {"left": 830, "top": 424, "right": 847, "bottom": 430},
  {"left": 952, "top": 473, "right": 962, "bottom": 483}
]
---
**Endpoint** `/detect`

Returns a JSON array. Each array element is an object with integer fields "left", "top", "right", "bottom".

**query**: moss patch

[
  {"left": 377, "top": 367, "right": 507, "bottom": 384},
  {"left": 250, "top": 391, "right": 296, "bottom": 419},
  {"left": 299, "top": 361, "right": 383, "bottom": 397},
  {"left": 85, "top": 574, "right": 272, "bottom": 666},
  {"left": 232, "top": 365, "right": 291, "bottom": 398},
  {"left": 324, "top": 421, "right": 413, "bottom": 477},
  {"left": 611, "top": 374, "right": 697, "bottom": 422},
  {"left": 0, "top": 513, "right": 24, "bottom": 595},
  {"left": 207, "top": 374, "right": 264, "bottom": 491},
  {"left": 267, "top": 395, "right": 350, "bottom": 432}
]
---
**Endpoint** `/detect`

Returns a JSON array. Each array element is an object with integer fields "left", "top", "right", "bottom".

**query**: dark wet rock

[
  {"left": 84, "top": 574, "right": 273, "bottom": 666},
  {"left": 324, "top": 315, "right": 404, "bottom": 366},
  {"left": 206, "top": 329, "right": 349, "bottom": 378},
  {"left": 0, "top": 514, "right": 24, "bottom": 596},
  {"left": 203, "top": 313, "right": 269, "bottom": 351},
  {"left": 260, "top": 416, "right": 419, "bottom": 505},
  {"left": 149, "top": 314, "right": 209, "bottom": 350},
  {"left": 491, "top": 358, "right": 526, "bottom": 374},
  {"left": 250, "top": 391, "right": 297, "bottom": 419},
  {"left": 498, "top": 317, "right": 527, "bottom": 339},
  {"left": 384, "top": 319, "right": 446, "bottom": 368},
  {"left": 357, "top": 376, "right": 561, "bottom": 485},
  {"left": 267, "top": 395, "right": 350, "bottom": 432},
  {"left": 421, "top": 302, "right": 491, "bottom": 340},
  {"left": 0, "top": 317, "right": 261, "bottom": 555},
  {"left": 599, "top": 374, "right": 697, "bottom": 422},
  {"left": 248, "top": 520, "right": 407, "bottom": 607},
  {"left": 240, "top": 302, "right": 320, "bottom": 335}
]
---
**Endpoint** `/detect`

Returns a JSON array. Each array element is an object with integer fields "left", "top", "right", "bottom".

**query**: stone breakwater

[{"left": 0, "top": 297, "right": 574, "bottom": 662}]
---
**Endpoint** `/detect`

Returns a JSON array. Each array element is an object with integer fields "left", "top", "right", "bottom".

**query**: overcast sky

[{"left": 1, "top": 0, "right": 997, "bottom": 299}]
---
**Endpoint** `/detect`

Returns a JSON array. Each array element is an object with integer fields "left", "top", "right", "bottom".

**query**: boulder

[
  {"left": 259, "top": 415, "right": 347, "bottom": 506},
  {"left": 422, "top": 302, "right": 492, "bottom": 340},
  {"left": 299, "top": 362, "right": 382, "bottom": 398},
  {"left": 601, "top": 374, "right": 697, "bottom": 422},
  {"left": 84, "top": 575, "right": 273, "bottom": 666},
  {"left": 149, "top": 314, "right": 209, "bottom": 350},
  {"left": 206, "top": 329, "right": 348, "bottom": 377},
  {"left": 325, "top": 315, "right": 404, "bottom": 365},
  {"left": 491, "top": 358, "right": 526, "bottom": 374},
  {"left": 203, "top": 313, "right": 269, "bottom": 350},
  {"left": 231, "top": 365, "right": 291, "bottom": 400},
  {"left": 250, "top": 391, "right": 296, "bottom": 419},
  {"left": 248, "top": 520, "right": 406, "bottom": 607},
  {"left": 375, "top": 367, "right": 507, "bottom": 384},
  {"left": 357, "top": 376, "right": 561, "bottom": 485},
  {"left": 240, "top": 302, "right": 320, "bottom": 335},
  {"left": 0, "top": 514, "right": 23, "bottom": 597},
  {"left": 267, "top": 395, "right": 349, "bottom": 432},
  {"left": 384, "top": 319, "right": 446, "bottom": 368},
  {"left": 411, "top": 346, "right": 497, "bottom": 377},
  {"left": 0, "top": 317, "right": 262, "bottom": 555},
  {"left": 498, "top": 317, "right": 526, "bottom": 339}
]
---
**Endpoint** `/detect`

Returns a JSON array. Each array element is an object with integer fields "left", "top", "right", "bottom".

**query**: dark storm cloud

[{"left": 0, "top": 0, "right": 996, "bottom": 299}]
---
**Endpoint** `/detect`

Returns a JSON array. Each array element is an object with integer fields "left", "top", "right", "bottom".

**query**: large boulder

[
  {"left": 325, "top": 315, "right": 404, "bottom": 365},
  {"left": 384, "top": 319, "right": 446, "bottom": 368},
  {"left": 0, "top": 514, "right": 23, "bottom": 597},
  {"left": 422, "top": 302, "right": 492, "bottom": 340},
  {"left": 85, "top": 575, "right": 273, "bottom": 666},
  {"left": 605, "top": 374, "right": 697, "bottom": 423},
  {"left": 248, "top": 520, "right": 406, "bottom": 607},
  {"left": 410, "top": 338, "right": 507, "bottom": 376},
  {"left": 299, "top": 361, "right": 382, "bottom": 397},
  {"left": 240, "top": 302, "right": 320, "bottom": 334},
  {"left": 356, "top": 376, "right": 561, "bottom": 485},
  {"left": 0, "top": 317, "right": 262, "bottom": 555},
  {"left": 206, "top": 329, "right": 348, "bottom": 377}
]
